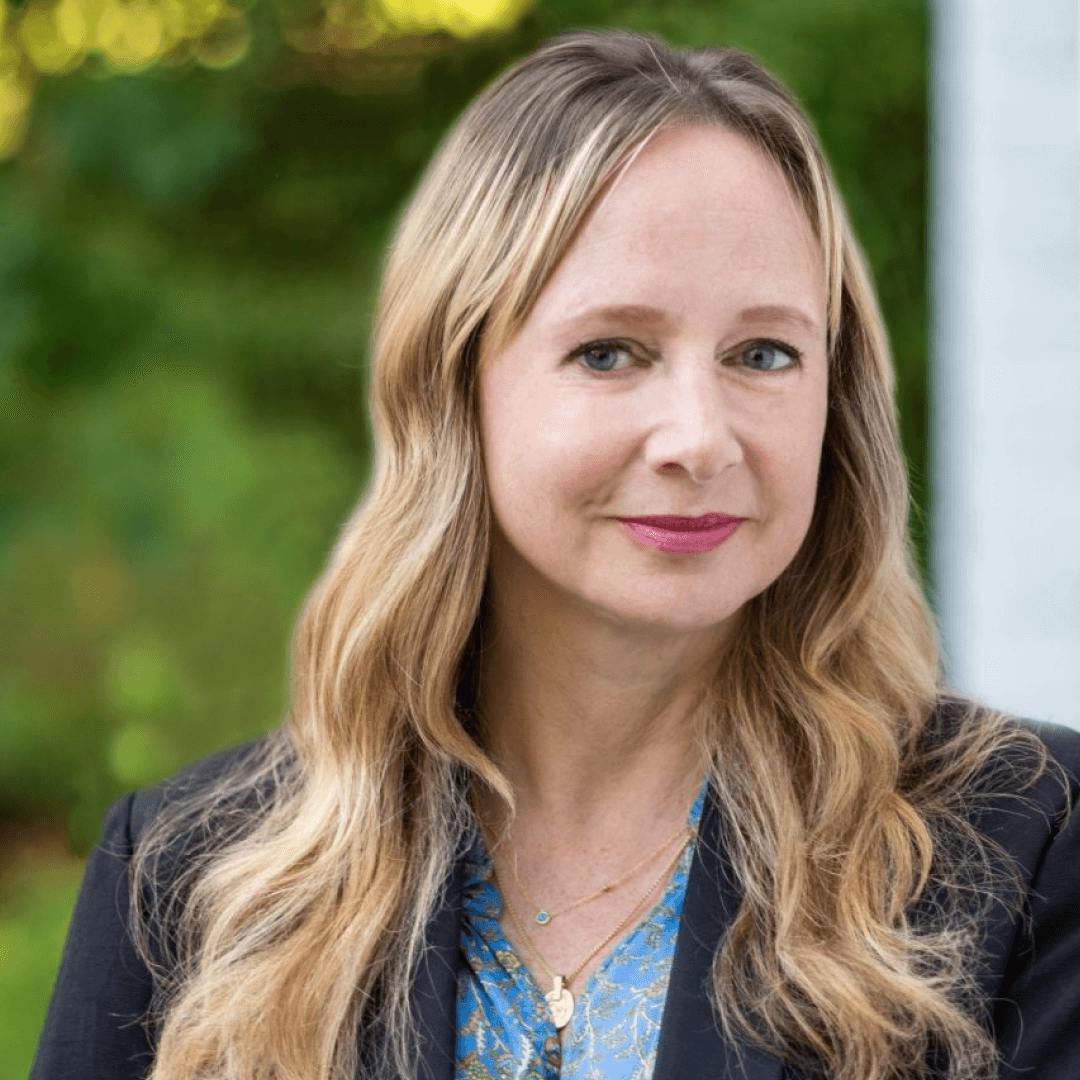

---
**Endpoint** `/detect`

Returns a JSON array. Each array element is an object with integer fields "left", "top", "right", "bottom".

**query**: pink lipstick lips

[{"left": 615, "top": 513, "right": 744, "bottom": 554}]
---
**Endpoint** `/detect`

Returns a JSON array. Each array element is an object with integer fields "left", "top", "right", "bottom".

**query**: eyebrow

[{"left": 557, "top": 302, "right": 822, "bottom": 337}]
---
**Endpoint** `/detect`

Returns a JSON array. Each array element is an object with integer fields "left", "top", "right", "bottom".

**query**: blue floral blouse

[{"left": 454, "top": 776, "right": 709, "bottom": 1079}]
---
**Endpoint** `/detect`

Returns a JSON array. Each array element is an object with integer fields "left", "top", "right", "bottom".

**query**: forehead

[{"left": 525, "top": 124, "right": 826, "bottom": 338}]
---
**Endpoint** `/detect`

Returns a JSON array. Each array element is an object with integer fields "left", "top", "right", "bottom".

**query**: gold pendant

[{"left": 545, "top": 974, "right": 574, "bottom": 1029}]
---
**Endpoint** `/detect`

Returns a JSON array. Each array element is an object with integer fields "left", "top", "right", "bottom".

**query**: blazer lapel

[
  {"left": 405, "top": 783, "right": 787, "bottom": 1080},
  {"left": 651, "top": 783, "right": 787, "bottom": 1080},
  {"left": 409, "top": 853, "right": 464, "bottom": 1080}
]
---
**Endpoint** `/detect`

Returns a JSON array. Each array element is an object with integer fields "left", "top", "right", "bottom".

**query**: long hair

[{"left": 128, "top": 27, "right": 1070, "bottom": 1080}]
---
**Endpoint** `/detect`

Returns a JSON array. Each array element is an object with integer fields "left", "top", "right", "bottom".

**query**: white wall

[{"left": 929, "top": 0, "right": 1080, "bottom": 729}]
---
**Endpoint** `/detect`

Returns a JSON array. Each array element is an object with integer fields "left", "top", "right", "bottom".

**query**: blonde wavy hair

[{"left": 128, "top": 27, "right": 1069, "bottom": 1080}]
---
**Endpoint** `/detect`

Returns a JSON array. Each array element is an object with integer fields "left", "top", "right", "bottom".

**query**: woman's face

[{"left": 477, "top": 123, "right": 829, "bottom": 637}]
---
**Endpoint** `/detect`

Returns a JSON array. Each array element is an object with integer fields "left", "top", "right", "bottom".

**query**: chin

[{"left": 597, "top": 596, "right": 740, "bottom": 635}]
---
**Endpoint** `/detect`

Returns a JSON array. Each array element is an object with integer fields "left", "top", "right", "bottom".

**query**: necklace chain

[
  {"left": 491, "top": 828, "right": 694, "bottom": 1030},
  {"left": 506, "top": 816, "right": 692, "bottom": 926},
  {"left": 496, "top": 828, "right": 693, "bottom": 989},
  {"left": 473, "top": 776, "right": 707, "bottom": 1031}
]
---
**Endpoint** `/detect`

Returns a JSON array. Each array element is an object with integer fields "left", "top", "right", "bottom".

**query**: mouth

[
  {"left": 615, "top": 515, "right": 744, "bottom": 554},
  {"left": 615, "top": 513, "right": 745, "bottom": 531}
]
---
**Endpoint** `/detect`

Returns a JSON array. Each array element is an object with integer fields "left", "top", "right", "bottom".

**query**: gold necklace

[
  {"left": 508, "top": 817, "right": 692, "bottom": 927},
  {"left": 480, "top": 781, "right": 703, "bottom": 928},
  {"left": 492, "top": 831, "right": 694, "bottom": 1030}
]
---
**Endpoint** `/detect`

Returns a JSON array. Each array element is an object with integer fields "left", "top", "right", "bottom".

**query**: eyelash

[{"left": 567, "top": 337, "right": 803, "bottom": 378}]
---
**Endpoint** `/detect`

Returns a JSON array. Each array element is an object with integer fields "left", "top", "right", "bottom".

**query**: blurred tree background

[{"left": 0, "top": 0, "right": 928, "bottom": 1072}]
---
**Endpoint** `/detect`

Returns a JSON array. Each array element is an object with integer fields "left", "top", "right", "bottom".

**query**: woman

[{"left": 30, "top": 27, "right": 1080, "bottom": 1080}]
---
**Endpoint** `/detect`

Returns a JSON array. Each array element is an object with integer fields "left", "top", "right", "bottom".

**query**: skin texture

[{"left": 472, "top": 122, "right": 830, "bottom": 1009}]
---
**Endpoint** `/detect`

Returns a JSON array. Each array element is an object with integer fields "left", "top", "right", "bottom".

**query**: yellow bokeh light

[
  {"left": 433, "top": 0, "right": 530, "bottom": 35},
  {"left": 193, "top": 8, "right": 248, "bottom": 68},
  {"left": 18, "top": 1, "right": 86, "bottom": 73},
  {"left": 376, "top": 0, "right": 434, "bottom": 32},
  {"left": 0, "top": 0, "right": 534, "bottom": 159},
  {"left": 181, "top": 0, "right": 222, "bottom": 39},
  {"left": 158, "top": 0, "right": 192, "bottom": 41},
  {"left": 0, "top": 71, "right": 31, "bottom": 112},
  {"left": 55, "top": 0, "right": 90, "bottom": 49},
  {"left": 375, "top": 0, "right": 526, "bottom": 36},
  {"left": 0, "top": 71, "right": 31, "bottom": 158},
  {"left": 0, "top": 37, "right": 21, "bottom": 76},
  {"left": 97, "top": 0, "right": 164, "bottom": 70}
]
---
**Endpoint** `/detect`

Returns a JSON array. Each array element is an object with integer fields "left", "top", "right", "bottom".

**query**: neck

[{"left": 470, "top": 598, "right": 723, "bottom": 844}]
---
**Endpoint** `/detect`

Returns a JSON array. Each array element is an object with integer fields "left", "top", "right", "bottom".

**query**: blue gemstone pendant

[{"left": 535, "top": 910, "right": 552, "bottom": 925}]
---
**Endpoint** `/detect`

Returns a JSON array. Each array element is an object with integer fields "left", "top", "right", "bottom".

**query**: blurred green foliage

[
  {"left": 0, "top": 856, "right": 84, "bottom": 1073},
  {"left": 0, "top": 0, "right": 928, "bottom": 1073}
]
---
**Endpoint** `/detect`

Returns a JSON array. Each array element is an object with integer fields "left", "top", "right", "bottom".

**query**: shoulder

[
  {"left": 128, "top": 731, "right": 285, "bottom": 847},
  {"left": 909, "top": 697, "right": 1079, "bottom": 891},
  {"left": 1004, "top": 712, "right": 1080, "bottom": 863},
  {"left": 927, "top": 695, "right": 1080, "bottom": 810},
  {"left": 978, "top": 715, "right": 1080, "bottom": 1074},
  {"left": 1009, "top": 714, "right": 1080, "bottom": 783},
  {"left": 985, "top": 711, "right": 1080, "bottom": 834}
]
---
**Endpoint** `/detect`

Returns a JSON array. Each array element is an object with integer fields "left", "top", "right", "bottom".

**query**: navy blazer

[{"left": 29, "top": 710, "right": 1080, "bottom": 1079}]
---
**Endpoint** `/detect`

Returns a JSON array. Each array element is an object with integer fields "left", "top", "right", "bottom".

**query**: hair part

[{"left": 128, "top": 27, "right": 1070, "bottom": 1080}]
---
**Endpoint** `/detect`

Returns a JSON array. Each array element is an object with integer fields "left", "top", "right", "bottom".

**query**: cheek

[
  {"left": 482, "top": 382, "right": 619, "bottom": 507},
  {"left": 758, "top": 411, "right": 827, "bottom": 542},
  {"left": 479, "top": 391, "right": 566, "bottom": 552},
  {"left": 487, "top": 435, "right": 615, "bottom": 544}
]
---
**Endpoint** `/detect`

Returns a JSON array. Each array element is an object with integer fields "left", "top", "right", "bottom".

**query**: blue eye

[
  {"left": 568, "top": 337, "right": 803, "bottom": 377},
  {"left": 739, "top": 340, "right": 802, "bottom": 373},
  {"left": 570, "top": 339, "right": 636, "bottom": 375}
]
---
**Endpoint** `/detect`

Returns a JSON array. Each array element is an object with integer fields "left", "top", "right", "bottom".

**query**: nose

[{"left": 644, "top": 361, "right": 745, "bottom": 484}]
